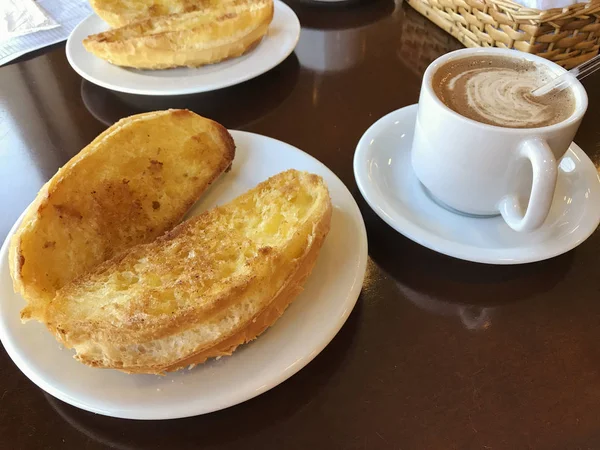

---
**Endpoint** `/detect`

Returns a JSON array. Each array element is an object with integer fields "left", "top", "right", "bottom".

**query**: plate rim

[
  {"left": 353, "top": 104, "right": 600, "bottom": 265},
  {"left": 65, "top": 1, "right": 301, "bottom": 96},
  {"left": 0, "top": 130, "right": 368, "bottom": 419}
]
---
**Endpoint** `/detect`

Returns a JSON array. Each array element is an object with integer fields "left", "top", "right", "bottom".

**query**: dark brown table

[{"left": 2, "top": 1, "right": 600, "bottom": 448}]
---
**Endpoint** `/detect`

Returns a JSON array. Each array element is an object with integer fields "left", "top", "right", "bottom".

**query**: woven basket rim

[
  {"left": 405, "top": 0, "right": 600, "bottom": 69},
  {"left": 485, "top": 0, "right": 600, "bottom": 17}
]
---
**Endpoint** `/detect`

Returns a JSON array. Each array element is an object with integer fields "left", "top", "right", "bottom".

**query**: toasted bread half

[
  {"left": 84, "top": 0, "right": 274, "bottom": 69},
  {"left": 44, "top": 170, "right": 332, "bottom": 374},
  {"left": 9, "top": 109, "right": 235, "bottom": 322},
  {"left": 90, "top": 0, "right": 236, "bottom": 28}
]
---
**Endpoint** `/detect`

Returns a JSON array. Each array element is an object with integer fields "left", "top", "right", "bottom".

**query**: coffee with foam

[{"left": 432, "top": 55, "right": 576, "bottom": 129}]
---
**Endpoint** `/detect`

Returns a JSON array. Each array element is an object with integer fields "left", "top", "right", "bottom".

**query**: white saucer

[
  {"left": 66, "top": 1, "right": 300, "bottom": 95},
  {"left": 0, "top": 131, "right": 367, "bottom": 419},
  {"left": 354, "top": 104, "right": 600, "bottom": 265}
]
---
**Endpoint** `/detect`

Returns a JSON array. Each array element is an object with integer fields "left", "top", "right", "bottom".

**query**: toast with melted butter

[
  {"left": 44, "top": 170, "right": 331, "bottom": 374},
  {"left": 90, "top": 0, "right": 230, "bottom": 28},
  {"left": 9, "top": 109, "right": 235, "bottom": 322},
  {"left": 84, "top": 0, "right": 274, "bottom": 69}
]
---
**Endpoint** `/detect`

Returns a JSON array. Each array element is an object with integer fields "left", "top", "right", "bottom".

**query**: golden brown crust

[
  {"left": 84, "top": 0, "right": 274, "bottom": 70},
  {"left": 9, "top": 110, "right": 235, "bottom": 322},
  {"left": 90, "top": 0, "right": 227, "bottom": 28},
  {"left": 123, "top": 201, "right": 331, "bottom": 374},
  {"left": 44, "top": 170, "right": 331, "bottom": 374}
]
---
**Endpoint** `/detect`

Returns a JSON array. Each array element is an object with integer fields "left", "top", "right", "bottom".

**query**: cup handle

[{"left": 498, "top": 138, "right": 557, "bottom": 232}]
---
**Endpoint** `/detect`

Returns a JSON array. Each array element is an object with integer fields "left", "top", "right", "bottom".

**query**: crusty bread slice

[
  {"left": 84, "top": 0, "right": 274, "bottom": 69},
  {"left": 90, "top": 0, "right": 239, "bottom": 28},
  {"left": 9, "top": 109, "right": 235, "bottom": 322},
  {"left": 44, "top": 170, "right": 332, "bottom": 374}
]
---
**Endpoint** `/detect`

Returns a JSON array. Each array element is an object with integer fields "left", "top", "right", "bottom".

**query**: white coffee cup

[{"left": 411, "top": 48, "right": 588, "bottom": 232}]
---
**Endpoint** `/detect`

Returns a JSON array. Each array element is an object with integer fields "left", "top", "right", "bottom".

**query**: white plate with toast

[
  {"left": 0, "top": 130, "right": 367, "bottom": 419},
  {"left": 65, "top": 1, "right": 300, "bottom": 95}
]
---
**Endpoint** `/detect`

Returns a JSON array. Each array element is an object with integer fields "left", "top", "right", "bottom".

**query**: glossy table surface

[{"left": 1, "top": 0, "right": 600, "bottom": 448}]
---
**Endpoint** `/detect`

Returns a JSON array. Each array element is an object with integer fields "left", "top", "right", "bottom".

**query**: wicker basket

[
  {"left": 398, "top": 5, "right": 464, "bottom": 77},
  {"left": 406, "top": 0, "right": 600, "bottom": 68}
]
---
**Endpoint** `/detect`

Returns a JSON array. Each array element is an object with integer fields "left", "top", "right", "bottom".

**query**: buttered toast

[
  {"left": 9, "top": 110, "right": 235, "bottom": 322},
  {"left": 90, "top": 0, "right": 237, "bottom": 28},
  {"left": 44, "top": 170, "right": 332, "bottom": 374},
  {"left": 84, "top": 0, "right": 274, "bottom": 69}
]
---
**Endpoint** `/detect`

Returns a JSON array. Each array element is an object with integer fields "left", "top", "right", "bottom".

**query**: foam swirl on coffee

[
  {"left": 432, "top": 56, "right": 576, "bottom": 129},
  {"left": 448, "top": 68, "right": 553, "bottom": 128}
]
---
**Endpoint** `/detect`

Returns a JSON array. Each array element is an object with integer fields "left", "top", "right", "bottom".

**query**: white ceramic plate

[
  {"left": 65, "top": 1, "right": 300, "bottom": 95},
  {"left": 354, "top": 104, "right": 600, "bottom": 265},
  {"left": 0, "top": 131, "right": 367, "bottom": 419}
]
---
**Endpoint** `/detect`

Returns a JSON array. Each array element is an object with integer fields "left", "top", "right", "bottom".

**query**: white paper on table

[
  {"left": 511, "top": 0, "right": 589, "bottom": 10},
  {"left": 0, "top": 0, "right": 92, "bottom": 66},
  {"left": 0, "top": 0, "right": 59, "bottom": 39}
]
